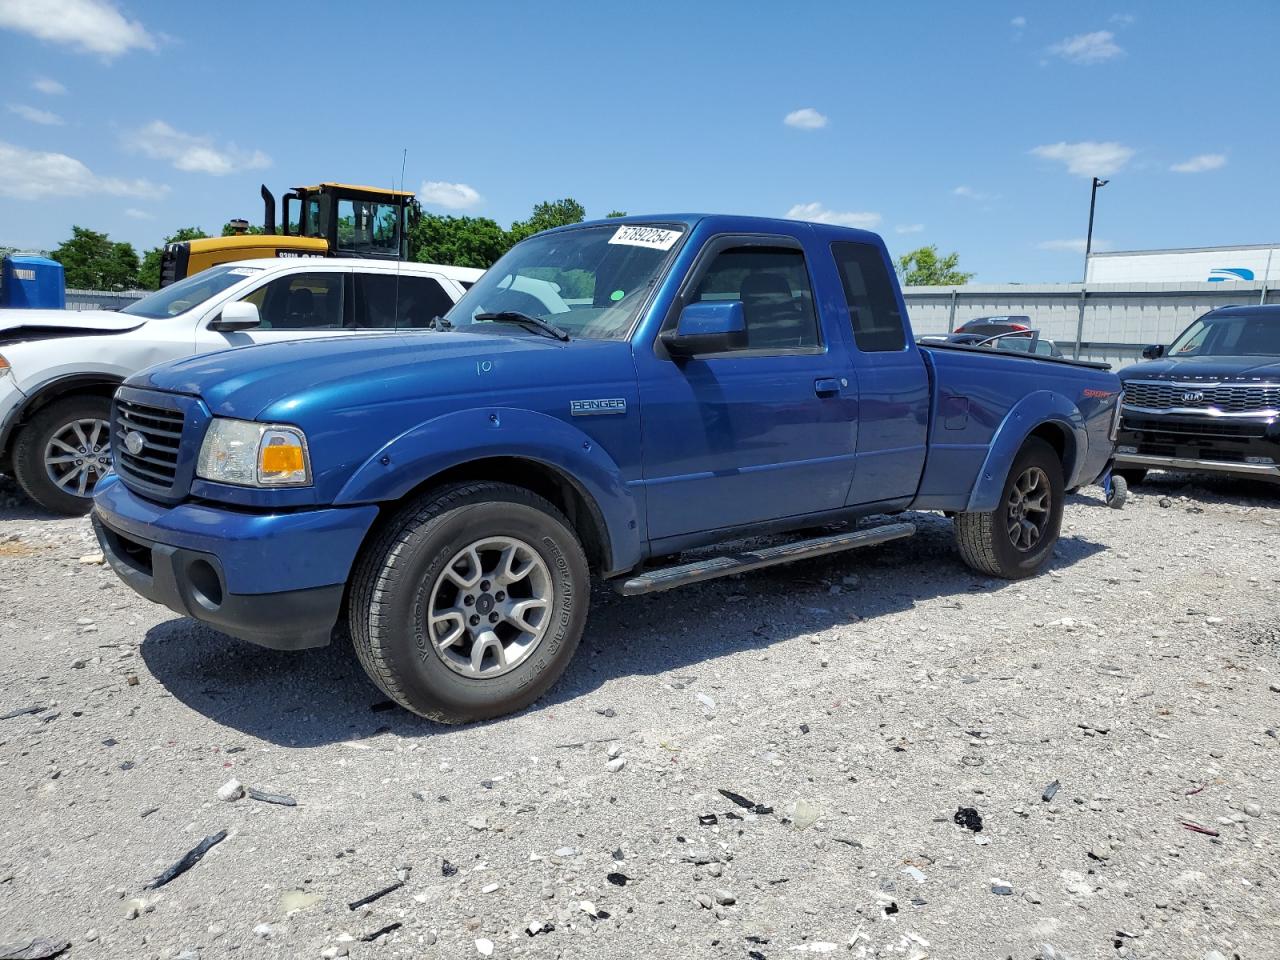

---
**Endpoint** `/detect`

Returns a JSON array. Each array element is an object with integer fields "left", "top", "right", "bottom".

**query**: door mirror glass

[
  {"left": 210, "top": 300, "right": 261, "bottom": 331},
  {"left": 662, "top": 301, "right": 747, "bottom": 357},
  {"left": 1141, "top": 343, "right": 1166, "bottom": 360}
]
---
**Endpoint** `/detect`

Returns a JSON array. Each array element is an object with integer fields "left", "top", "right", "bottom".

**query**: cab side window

[
  {"left": 355, "top": 273, "right": 455, "bottom": 328},
  {"left": 831, "top": 242, "right": 907, "bottom": 352},
  {"left": 242, "top": 272, "right": 344, "bottom": 329},
  {"left": 691, "top": 246, "right": 819, "bottom": 351}
]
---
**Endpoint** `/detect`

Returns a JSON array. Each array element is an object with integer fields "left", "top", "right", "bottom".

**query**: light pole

[
  {"left": 1074, "top": 176, "right": 1109, "bottom": 358},
  {"left": 1082, "top": 177, "right": 1108, "bottom": 283}
]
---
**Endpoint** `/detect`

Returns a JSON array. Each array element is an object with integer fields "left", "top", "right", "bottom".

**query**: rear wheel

[
  {"left": 348, "top": 482, "right": 589, "bottom": 723},
  {"left": 954, "top": 437, "right": 1064, "bottom": 579},
  {"left": 12, "top": 395, "right": 113, "bottom": 516}
]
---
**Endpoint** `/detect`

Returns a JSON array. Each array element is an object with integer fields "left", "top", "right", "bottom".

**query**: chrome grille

[
  {"left": 1123, "top": 380, "right": 1280, "bottom": 415},
  {"left": 114, "top": 396, "right": 184, "bottom": 490}
]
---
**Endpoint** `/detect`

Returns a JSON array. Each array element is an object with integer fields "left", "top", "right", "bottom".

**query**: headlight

[{"left": 196, "top": 417, "right": 311, "bottom": 487}]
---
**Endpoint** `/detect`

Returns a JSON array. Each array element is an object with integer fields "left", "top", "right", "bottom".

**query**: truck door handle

[{"left": 814, "top": 377, "right": 842, "bottom": 397}]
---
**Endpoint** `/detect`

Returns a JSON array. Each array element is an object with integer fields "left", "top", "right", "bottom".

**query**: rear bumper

[
  {"left": 92, "top": 474, "right": 379, "bottom": 649},
  {"left": 1115, "top": 410, "right": 1280, "bottom": 482}
]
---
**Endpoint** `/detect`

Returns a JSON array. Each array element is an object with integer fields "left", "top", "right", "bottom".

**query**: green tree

[
  {"left": 137, "top": 226, "right": 208, "bottom": 290},
  {"left": 508, "top": 198, "right": 586, "bottom": 242},
  {"left": 605, "top": 210, "right": 627, "bottom": 218},
  {"left": 896, "top": 245, "right": 974, "bottom": 286},
  {"left": 52, "top": 226, "right": 142, "bottom": 289},
  {"left": 410, "top": 214, "right": 510, "bottom": 269}
]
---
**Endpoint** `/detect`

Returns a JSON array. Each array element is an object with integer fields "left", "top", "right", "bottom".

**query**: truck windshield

[
  {"left": 120, "top": 266, "right": 262, "bottom": 319},
  {"left": 1169, "top": 314, "right": 1280, "bottom": 357},
  {"left": 445, "top": 223, "right": 685, "bottom": 340}
]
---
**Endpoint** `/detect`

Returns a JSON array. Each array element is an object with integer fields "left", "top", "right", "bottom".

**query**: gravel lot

[{"left": 0, "top": 472, "right": 1277, "bottom": 960}]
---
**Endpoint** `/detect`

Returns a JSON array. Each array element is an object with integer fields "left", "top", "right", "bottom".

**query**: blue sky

[{"left": 1, "top": 0, "right": 1276, "bottom": 282}]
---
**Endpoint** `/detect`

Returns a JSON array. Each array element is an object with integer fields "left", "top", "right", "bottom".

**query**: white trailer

[{"left": 1087, "top": 243, "right": 1279, "bottom": 286}]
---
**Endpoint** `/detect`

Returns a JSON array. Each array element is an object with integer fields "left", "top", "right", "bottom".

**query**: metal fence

[
  {"left": 65, "top": 288, "right": 147, "bottom": 312},
  {"left": 903, "top": 281, "right": 1278, "bottom": 367}
]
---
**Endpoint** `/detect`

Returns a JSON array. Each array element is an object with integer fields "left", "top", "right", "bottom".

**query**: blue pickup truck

[{"left": 92, "top": 215, "right": 1122, "bottom": 722}]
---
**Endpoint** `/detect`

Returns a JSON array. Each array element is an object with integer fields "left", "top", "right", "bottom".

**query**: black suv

[{"left": 1115, "top": 305, "right": 1280, "bottom": 484}]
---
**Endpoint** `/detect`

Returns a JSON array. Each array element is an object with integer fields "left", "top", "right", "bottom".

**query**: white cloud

[
  {"left": 785, "top": 202, "right": 881, "bottom": 229},
  {"left": 0, "top": 140, "right": 166, "bottom": 199},
  {"left": 952, "top": 185, "right": 992, "bottom": 200},
  {"left": 1110, "top": 13, "right": 1135, "bottom": 25},
  {"left": 8, "top": 103, "right": 64, "bottom": 126},
  {"left": 418, "top": 180, "right": 482, "bottom": 210},
  {"left": 127, "top": 120, "right": 271, "bottom": 175},
  {"left": 0, "top": 0, "right": 155, "bottom": 58},
  {"left": 1038, "top": 238, "right": 1111, "bottom": 253},
  {"left": 1049, "top": 30, "right": 1123, "bottom": 64},
  {"left": 895, "top": 223, "right": 925, "bottom": 234},
  {"left": 124, "top": 207, "right": 153, "bottom": 219},
  {"left": 32, "top": 76, "right": 67, "bottom": 95},
  {"left": 1011, "top": 16, "right": 1026, "bottom": 27},
  {"left": 783, "top": 108, "right": 828, "bottom": 130},
  {"left": 1030, "top": 140, "right": 1134, "bottom": 177},
  {"left": 1170, "top": 152, "right": 1227, "bottom": 174}
]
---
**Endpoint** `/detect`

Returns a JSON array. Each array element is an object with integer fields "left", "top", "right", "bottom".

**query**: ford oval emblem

[{"left": 124, "top": 431, "right": 146, "bottom": 455}]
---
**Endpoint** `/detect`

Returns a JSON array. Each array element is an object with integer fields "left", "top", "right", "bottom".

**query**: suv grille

[
  {"left": 114, "top": 396, "right": 184, "bottom": 491},
  {"left": 1123, "top": 380, "right": 1280, "bottom": 415}
]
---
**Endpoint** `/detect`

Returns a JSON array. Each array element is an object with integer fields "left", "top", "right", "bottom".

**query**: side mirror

[
  {"left": 1141, "top": 344, "right": 1166, "bottom": 360},
  {"left": 660, "top": 301, "right": 747, "bottom": 358},
  {"left": 210, "top": 301, "right": 261, "bottom": 332}
]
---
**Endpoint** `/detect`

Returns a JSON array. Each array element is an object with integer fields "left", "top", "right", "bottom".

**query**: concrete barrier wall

[{"left": 903, "top": 281, "right": 1278, "bottom": 367}]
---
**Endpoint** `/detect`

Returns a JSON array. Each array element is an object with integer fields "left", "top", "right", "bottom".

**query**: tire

[
  {"left": 1106, "top": 474, "right": 1129, "bottom": 509},
  {"left": 349, "top": 482, "right": 589, "bottom": 723},
  {"left": 1115, "top": 468, "right": 1147, "bottom": 485},
  {"left": 954, "top": 437, "right": 1064, "bottom": 579},
  {"left": 12, "top": 395, "right": 114, "bottom": 516}
]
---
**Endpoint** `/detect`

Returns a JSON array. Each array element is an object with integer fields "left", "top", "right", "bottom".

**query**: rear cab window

[{"left": 831, "top": 242, "right": 907, "bottom": 352}]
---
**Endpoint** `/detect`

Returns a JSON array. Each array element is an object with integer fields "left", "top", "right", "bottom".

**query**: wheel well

[
  {"left": 1027, "top": 421, "right": 1075, "bottom": 478},
  {"left": 390, "top": 456, "right": 612, "bottom": 573},
  {"left": 2, "top": 376, "right": 120, "bottom": 460}
]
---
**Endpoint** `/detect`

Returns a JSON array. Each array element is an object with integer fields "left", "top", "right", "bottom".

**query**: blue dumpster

[{"left": 1, "top": 255, "right": 66, "bottom": 309}]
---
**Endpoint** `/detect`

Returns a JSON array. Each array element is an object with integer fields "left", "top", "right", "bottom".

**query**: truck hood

[
  {"left": 128, "top": 330, "right": 583, "bottom": 421},
  {"left": 0, "top": 308, "right": 145, "bottom": 345},
  {"left": 1118, "top": 354, "right": 1280, "bottom": 382}
]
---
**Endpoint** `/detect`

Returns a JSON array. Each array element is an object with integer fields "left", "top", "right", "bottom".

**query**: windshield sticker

[
  {"left": 608, "top": 225, "right": 681, "bottom": 251},
  {"left": 227, "top": 267, "right": 263, "bottom": 277}
]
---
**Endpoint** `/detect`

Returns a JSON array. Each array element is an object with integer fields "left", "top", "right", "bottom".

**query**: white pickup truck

[{"left": 0, "top": 258, "right": 482, "bottom": 514}]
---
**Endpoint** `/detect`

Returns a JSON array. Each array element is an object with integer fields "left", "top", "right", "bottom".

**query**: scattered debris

[
  {"left": 1179, "top": 819, "right": 1220, "bottom": 837},
  {"left": 595, "top": 707, "right": 617, "bottom": 718},
  {"left": 475, "top": 939, "right": 494, "bottom": 956},
  {"left": 606, "top": 872, "right": 630, "bottom": 886},
  {"left": 246, "top": 787, "right": 296, "bottom": 806},
  {"left": 1042, "top": 780, "right": 1060, "bottom": 803},
  {"left": 441, "top": 860, "right": 458, "bottom": 877},
  {"left": 696, "top": 692, "right": 716, "bottom": 710},
  {"left": 719, "top": 788, "right": 773, "bottom": 815},
  {"left": 0, "top": 705, "right": 45, "bottom": 721},
  {"left": 216, "top": 778, "right": 244, "bottom": 802},
  {"left": 361, "top": 922, "right": 402, "bottom": 942},
  {"left": 903, "top": 866, "right": 926, "bottom": 884},
  {"left": 347, "top": 880, "right": 404, "bottom": 910},
  {"left": 145, "top": 830, "right": 228, "bottom": 889},
  {"left": 278, "top": 889, "right": 321, "bottom": 914},
  {"left": 991, "top": 879, "right": 1014, "bottom": 896},
  {"left": 0, "top": 937, "right": 70, "bottom": 959},
  {"left": 526, "top": 920, "right": 554, "bottom": 937},
  {"left": 953, "top": 807, "right": 984, "bottom": 832},
  {"left": 607, "top": 757, "right": 627, "bottom": 773},
  {"left": 791, "top": 799, "right": 821, "bottom": 830}
]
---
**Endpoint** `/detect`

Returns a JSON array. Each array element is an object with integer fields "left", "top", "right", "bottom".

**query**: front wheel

[
  {"left": 348, "top": 482, "right": 589, "bottom": 723},
  {"left": 953, "top": 437, "right": 1064, "bottom": 579},
  {"left": 12, "top": 395, "right": 114, "bottom": 516}
]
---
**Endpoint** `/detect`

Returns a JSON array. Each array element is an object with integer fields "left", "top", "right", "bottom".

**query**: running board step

[{"left": 614, "top": 522, "right": 916, "bottom": 597}]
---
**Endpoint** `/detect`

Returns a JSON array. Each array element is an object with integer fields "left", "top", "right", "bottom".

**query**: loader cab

[
  {"left": 158, "top": 183, "right": 420, "bottom": 287},
  {"left": 279, "top": 183, "right": 418, "bottom": 261}
]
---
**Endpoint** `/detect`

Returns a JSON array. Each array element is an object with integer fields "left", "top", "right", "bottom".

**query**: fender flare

[
  {"left": 334, "top": 406, "right": 643, "bottom": 573},
  {"left": 0, "top": 371, "right": 124, "bottom": 458},
  {"left": 965, "top": 391, "right": 1087, "bottom": 512}
]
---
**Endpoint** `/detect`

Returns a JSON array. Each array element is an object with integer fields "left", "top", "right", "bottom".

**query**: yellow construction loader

[{"left": 159, "top": 183, "right": 421, "bottom": 286}]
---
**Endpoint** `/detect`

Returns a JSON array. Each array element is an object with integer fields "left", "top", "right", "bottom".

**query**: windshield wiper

[{"left": 473, "top": 311, "right": 570, "bottom": 342}]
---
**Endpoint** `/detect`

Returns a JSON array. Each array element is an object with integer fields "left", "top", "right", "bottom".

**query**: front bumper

[
  {"left": 93, "top": 474, "right": 379, "bottom": 649},
  {"left": 1115, "top": 410, "right": 1280, "bottom": 482}
]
